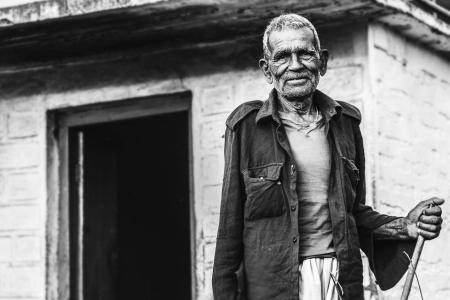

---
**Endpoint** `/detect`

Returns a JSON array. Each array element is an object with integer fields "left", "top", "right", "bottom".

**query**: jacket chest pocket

[
  {"left": 242, "top": 164, "right": 286, "bottom": 221},
  {"left": 341, "top": 156, "right": 360, "bottom": 211}
]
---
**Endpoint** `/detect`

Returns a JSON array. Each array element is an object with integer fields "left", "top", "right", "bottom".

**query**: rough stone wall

[{"left": 368, "top": 23, "right": 450, "bottom": 300}]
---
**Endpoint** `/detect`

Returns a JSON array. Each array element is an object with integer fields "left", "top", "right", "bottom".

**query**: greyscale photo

[{"left": 0, "top": 1, "right": 448, "bottom": 300}]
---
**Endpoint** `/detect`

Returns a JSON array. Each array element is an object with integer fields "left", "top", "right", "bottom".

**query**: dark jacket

[{"left": 212, "top": 89, "right": 415, "bottom": 300}]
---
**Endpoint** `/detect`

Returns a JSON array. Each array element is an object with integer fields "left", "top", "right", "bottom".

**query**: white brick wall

[
  {"left": 368, "top": 23, "right": 450, "bottom": 300},
  {"left": 193, "top": 71, "right": 271, "bottom": 299},
  {"left": 0, "top": 93, "right": 44, "bottom": 299}
]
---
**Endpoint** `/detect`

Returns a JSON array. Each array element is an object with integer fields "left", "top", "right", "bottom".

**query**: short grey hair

[{"left": 262, "top": 14, "right": 321, "bottom": 60}]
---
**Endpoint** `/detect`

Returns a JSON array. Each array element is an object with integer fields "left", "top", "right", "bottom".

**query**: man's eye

[
  {"left": 274, "top": 52, "right": 289, "bottom": 61},
  {"left": 300, "top": 52, "right": 316, "bottom": 60}
]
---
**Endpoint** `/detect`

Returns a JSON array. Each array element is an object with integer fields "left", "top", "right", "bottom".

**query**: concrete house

[{"left": 0, "top": 0, "right": 449, "bottom": 299}]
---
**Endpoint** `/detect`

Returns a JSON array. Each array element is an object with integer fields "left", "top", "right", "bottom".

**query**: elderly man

[{"left": 212, "top": 13, "right": 444, "bottom": 300}]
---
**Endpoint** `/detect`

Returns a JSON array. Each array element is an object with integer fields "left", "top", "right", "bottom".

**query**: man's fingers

[
  {"left": 417, "top": 221, "right": 441, "bottom": 233},
  {"left": 423, "top": 206, "right": 442, "bottom": 216},
  {"left": 419, "top": 215, "right": 442, "bottom": 225},
  {"left": 417, "top": 228, "right": 439, "bottom": 240},
  {"left": 423, "top": 197, "right": 445, "bottom": 206}
]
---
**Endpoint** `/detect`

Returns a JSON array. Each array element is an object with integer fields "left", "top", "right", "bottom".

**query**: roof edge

[
  {"left": 372, "top": 0, "right": 450, "bottom": 55},
  {"left": 374, "top": 0, "right": 450, "bottom": 36}
]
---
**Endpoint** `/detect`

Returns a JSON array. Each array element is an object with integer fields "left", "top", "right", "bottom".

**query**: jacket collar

[
  {"left": 314, "top": 89, "right": 342, "bottom": 123},
  {"left": 255, "top": 89, "right": 280, "bottom": 124},
  {"left": 255, "top": 88, "right": 342, "bottom": 125}
]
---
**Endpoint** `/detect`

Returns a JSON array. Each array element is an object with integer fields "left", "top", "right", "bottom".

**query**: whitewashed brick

[
  {"left": 203, "top": 267, "right": 214, "bottom": 300},
  {"left": 0, "top": 236, "right": 12, "bottom": 261},
  {"left": 202, "top": 184, "right": 221, "bottom": 214},
  {"left": 421, "top": 231, "right": 450, "bottom": 265},
  {"left": 323, "top": 33, "right": 356, "bottom": 65},
  {"left": 376, "top": 185, "right": 412, "bottom": 215},
  {"left": 0, "top": 264, "right": 43, "bottom": 297},
  {"left": 0, "top": 205, "right": 39, "bottom": 231},
  {"left": 0, "top": 265, "right": 9, "bottom": 295},
  {"left": 203, "top": 214, "right": 219, "bottom": 238},
  {"left": 13, "top": 235, "right": 40, "bottom": 261},
  {"left": 379, "top": 111, "right": 410, "bottom": 142},
  {"left": 0, "top": 114, "right": 6, "bottom": 139},
  {"left": 7, "top": 113, "right": 39, "bottom": 138},
  {"left": 378, "top": 136, "right": 412, "bottom": 161},
  {"left": 200, "top": 119, "right": 226, "bottom": 149},
  {"left": 201, "top": 85, "right": 233, "bottom": 115},
  {"left": 344, "top": 97, "right": 363, "bottom": 110},
  {"left": 0, "top": 144, "right": 39, "bottom": 169},
  {"left": 318, "top": 66, "right": 363, "bottom": 98},
  {"left": 376, "top": 88, "right": 414, "bottom": 118},
  {"left": 8, "top": 95, "right": 41, "bottom": 112},
  {"left": 0, "top": 173, "right": 5, "bottom": 202},
  {"left": 372, "top": 22, "right": 450, "bottom": 299},
  {"left": 203, "top": 242, "right": 216, "bottom": 266},
  {"left": 434, "top": 82, "right": 450, "bottom": 109},
  {"left": 5, "top": 172, "right": 39, "bottom": 201},
  {"left": 234, "top": 79, "right": 271, "bottom": 105},
  {"left": 201, "top": 155, "right": 223, "bottom": 184}
]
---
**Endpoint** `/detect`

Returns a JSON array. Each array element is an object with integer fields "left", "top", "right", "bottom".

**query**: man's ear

[
  {"left": 319, "top": 49, "right": 329, "bottom": 76},
  {"left": 259, "top": 58, "right": 273, "bottom": 84}
]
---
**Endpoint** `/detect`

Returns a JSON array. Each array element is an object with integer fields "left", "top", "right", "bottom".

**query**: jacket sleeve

[
  {"left": 352, "top": 122, "right": 397, "bottom": 231},
  {"left": 212, "top": 126, "right": 245, "bottom": 300},
  {"left": 352, "top": 121, "right": 415, "bottom": 290}
]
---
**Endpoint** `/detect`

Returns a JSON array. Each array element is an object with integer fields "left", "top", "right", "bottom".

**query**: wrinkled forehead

[{"left": 267, "top": 27, "right": 317, "bottom": 54}]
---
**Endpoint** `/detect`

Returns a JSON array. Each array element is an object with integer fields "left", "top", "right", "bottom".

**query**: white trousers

[{"left": 298, "top": 257, "right": 341, "bottom": 300}]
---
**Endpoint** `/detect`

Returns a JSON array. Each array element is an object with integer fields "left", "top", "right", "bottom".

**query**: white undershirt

[{"left": 279, "top": 109, "right": 335, "bottom": 258}]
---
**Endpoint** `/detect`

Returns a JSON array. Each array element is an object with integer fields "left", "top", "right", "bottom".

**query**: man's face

[{"left": 259, "top": 27, "right": 328, "bottom": 101}]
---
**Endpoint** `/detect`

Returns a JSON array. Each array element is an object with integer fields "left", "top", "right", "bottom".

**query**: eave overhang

[{"left": 0, "top": 0, "right": 449, "bottom": 67}]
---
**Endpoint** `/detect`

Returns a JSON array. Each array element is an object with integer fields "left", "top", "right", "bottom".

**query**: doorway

[{"left": 51, "top": 93, "right": 193, "bottom": 300}]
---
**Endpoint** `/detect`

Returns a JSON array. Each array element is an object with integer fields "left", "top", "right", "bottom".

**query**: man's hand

[
  {"left": 405, "top": 197, "right": 444, "bottom": 240},
  {"left": 372, "top": 197, "right": 445, "bottom": 240}
]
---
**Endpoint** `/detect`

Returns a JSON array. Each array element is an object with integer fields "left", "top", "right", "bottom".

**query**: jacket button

[
  {"left": 293, "top": 237, "right": 297, "bottom": 243},
  {"left": 277, "top": 181, "right": 281, "bottom": 185},
  {"left": 290, "top": 205, "right": 296, "bottom": 211}
]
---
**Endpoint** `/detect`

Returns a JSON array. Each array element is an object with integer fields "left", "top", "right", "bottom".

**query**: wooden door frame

[{"left": 46, "top": 91, "right": 194, "bottom": 300}]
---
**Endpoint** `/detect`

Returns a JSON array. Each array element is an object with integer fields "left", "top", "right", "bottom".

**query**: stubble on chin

[{"left": 280, "top": 81, "right": 316, "bottom": 101}]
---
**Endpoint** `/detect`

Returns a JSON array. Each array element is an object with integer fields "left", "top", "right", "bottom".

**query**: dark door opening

[{"left": 68, "top": 111, "right": 191, "bottom": 300}]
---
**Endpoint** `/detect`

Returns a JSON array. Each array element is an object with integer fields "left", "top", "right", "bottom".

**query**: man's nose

[{"left": 289, "top": 54, "right": 304, "bottom": 71}]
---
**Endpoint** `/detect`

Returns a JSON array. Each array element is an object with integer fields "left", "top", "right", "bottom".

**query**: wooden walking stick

[
  {"left": 400, "top": 234, "right": 425, "bottom": 300},
  {"left": 400, "top": 203, "right": 435, "bottom": 300}
]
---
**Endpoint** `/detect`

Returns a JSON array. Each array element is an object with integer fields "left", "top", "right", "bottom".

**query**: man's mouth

[{"left": 286, "top": 77, "right": 309, "bottom": 84}]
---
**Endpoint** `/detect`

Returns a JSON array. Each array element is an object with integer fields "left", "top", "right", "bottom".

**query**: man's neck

[{"left": 278, "top": 93, "right": 314, "bottom": 115}]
